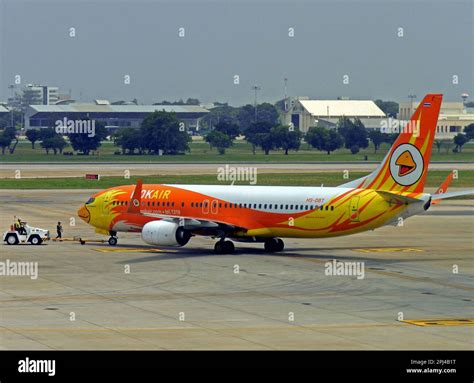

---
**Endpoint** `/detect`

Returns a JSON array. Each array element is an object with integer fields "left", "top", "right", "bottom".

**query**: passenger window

[
  {"left": 290, "top": 205, "right": 293, "bottom": 209},
  {"left": 331, "top": 206, "right": 334, "bottom": 211},
  {"left": 269, "top": 204, "right": 272, "bottom": 209},
  {"left": 285, "top": 205, "right": 288, "bottom": 209},
  {"left": 258, "top": 204, "right": 262, "bottom": 209},
  {"left": 264, "top": 204, "right": 267, "bottom": 209}
]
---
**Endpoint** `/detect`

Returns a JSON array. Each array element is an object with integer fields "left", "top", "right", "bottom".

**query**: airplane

[{"left": 77, "top": 94, "right": 473, "bottom": 254}]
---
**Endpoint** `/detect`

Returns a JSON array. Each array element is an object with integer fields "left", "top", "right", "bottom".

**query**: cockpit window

[{"left": 85, "top": 197, "right": 95, "bottom": 205}]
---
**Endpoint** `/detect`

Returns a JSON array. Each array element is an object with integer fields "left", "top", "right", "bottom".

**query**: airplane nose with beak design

[{"left": 77, "top": 205, "right": 90, "bottom": 223}]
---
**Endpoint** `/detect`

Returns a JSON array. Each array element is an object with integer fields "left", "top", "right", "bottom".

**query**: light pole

[
  {"left": 8, "top": 84, "right": 15, "bottom": 127},
  {"left": 251, "top": 85, "right": 261, "bottom": 121}
]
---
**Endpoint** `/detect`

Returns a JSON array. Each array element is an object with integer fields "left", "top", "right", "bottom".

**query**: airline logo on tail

[{"left": 390, "top": 143, "right": 423, "bottom": 186}]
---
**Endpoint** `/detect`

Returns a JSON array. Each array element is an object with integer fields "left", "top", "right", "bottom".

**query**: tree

[
  {"left": 140, "top": 110, "right": 190, "bottom": 154},
  {"left": 244, "top": 121, "right": 274, "bottom": 154},
  {"left": 214, "top": 121, "right": 240, "bottom": 139},
  {"left": 337, "top": 117, "right": 368, "bottom": 150},
  {"left": 271, "top": 125, "right": 302, "bottom": 155},
  {"left": 185, "top": 98, "right": 200, "bottom": 105},
  {"left": 205, "top": 130, "right": 232, "bottom": 154},
  {"left": 453, "top": 133, "right": 469, "bottom": 153},
  {"left": 305, "top": 126, "right": 343, "bottom": 155},
  {"left": 368, "top": 130, "right": 386, "bottom": 153},
  {"left": 464, "top": 124, "right": 474, "bottom": 141},
  {"left": 0, "top": 132, "right": 12, "bottom": 154},
  {"left": 201, "top": 105, "right": 239, "bottom": 131},
  {"left": 256, "top": 103, "right": 280, "bottom": 125},
  {"left": 41, "top": 135, "right": 67, "bottom": 155},
  {"left": 237, "top": 104, "right": 257, "bottom": 131},
  {"left": 113, "top": 128, "right": 144, "bottom": 154},
  {"left": 350, "top": 145, "right": 360, "bottom": 155},
  {"left": 26, "top": 129, "right": 41, "bottom": 149},
  {"left": 374, "top": 100, "right": 399, "bottom": 118},
  {"left": 1, "top": 127, "right": 18, "bottom": 154},
  {"left": 237, "top": 103, "right": 279, "bottom": 131},
  {"left": 68, "top": 120, "right": 107, "bottom": 155}
]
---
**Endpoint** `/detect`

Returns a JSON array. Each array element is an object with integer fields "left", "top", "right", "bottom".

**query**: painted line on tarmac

[
  {"left": 401, "top": 318, "right": 474, "bottom": 327},
  {"left": 353, "top": 248, "right": 424, "bottom": 253},
  {"left": 93, "top": 247, "right": 177, "bottom": 253}
]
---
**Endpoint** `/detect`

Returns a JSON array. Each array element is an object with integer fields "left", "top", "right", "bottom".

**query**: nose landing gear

[{"left": 108, "top": 231, "right": 118, "bottom": 246}]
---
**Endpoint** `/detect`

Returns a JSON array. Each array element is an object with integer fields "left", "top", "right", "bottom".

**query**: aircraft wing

[{"left": 140, "top": 211, "right": 247, "bottom": 233}]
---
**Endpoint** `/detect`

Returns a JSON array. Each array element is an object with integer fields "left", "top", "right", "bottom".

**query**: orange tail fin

[{"left": 357, "top": 94, "right": 443, "bottom": 193}]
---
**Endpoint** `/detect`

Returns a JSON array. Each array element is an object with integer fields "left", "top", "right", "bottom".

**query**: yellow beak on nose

[{"left": 77, "top": 205, "right": 90, "bottom": 223}]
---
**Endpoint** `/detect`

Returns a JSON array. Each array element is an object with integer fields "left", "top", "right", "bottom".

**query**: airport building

[
  {"left": 0, "top": 104, "right": 9, "bottom": 118},
  {"left": 398, "top": 101, "right": 474, "bottom": 138},
  {"left": 21, "top": 84, "right": 60, "bottom": 105},
  {"left": 24, "top": 102, "right": 209, "bottom": 132},
  {"left": 283, "top": 97, "right": 386, "bottom": 133}
]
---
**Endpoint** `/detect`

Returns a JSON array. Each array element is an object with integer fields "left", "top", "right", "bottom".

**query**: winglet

[
  {"left": 432, "top": 172, "right": 454, "bottom": 205},
  {"left": 127, "top": 179, "right": 143, "bottom": 213}
]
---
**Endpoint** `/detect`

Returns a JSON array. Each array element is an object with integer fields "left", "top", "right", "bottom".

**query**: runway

[
  {"left": 1, "top": 162, "right": 473, "bottom": 178},
  {"left": 0, "top": 190, "right": 473, "bottom": 350}
]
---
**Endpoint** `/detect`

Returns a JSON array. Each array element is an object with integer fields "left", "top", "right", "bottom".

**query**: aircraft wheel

[
  {"left": 30, "top": 235, "right": 43, "bottom": 245},
  {"left": 264, "top": 238, "right": 279, "bottom": 252},
  {"left": 6, "top": 234, "right": 19, "bottom": 245},
  {"left": 276, "top": 238, "right": 284, "bottom": 252},
  {"left": 108, "top": 236, "right": 118, "bottom": 246},
  {"left": 214, "top": 240, "right": 234, "bottom": 254},
  {"left": 214, "top": 241, "right": 224, "bottom": 254},
  {"left": 223, "top": 240, "right": 235, "bottom": 254}
]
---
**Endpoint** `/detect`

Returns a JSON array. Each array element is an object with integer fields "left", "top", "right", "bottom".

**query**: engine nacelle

[{"left": 141, "top": 220, "right": 191, "bottom": 247}]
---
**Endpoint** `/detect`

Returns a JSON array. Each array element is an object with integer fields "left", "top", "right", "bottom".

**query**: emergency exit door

[{"left": 349, "top": 196, "right": 360, "bottom": 222}]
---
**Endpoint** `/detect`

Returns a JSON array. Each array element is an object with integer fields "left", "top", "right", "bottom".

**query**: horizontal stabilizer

[
  {"left": 376, "top": 190, "right": 422, "bottom": 205},
  {"left": 431, "top": 190, "right": 474, "bottom": 201}
]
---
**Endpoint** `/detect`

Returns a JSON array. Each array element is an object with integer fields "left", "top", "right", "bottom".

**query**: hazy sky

[{"left": 0, "top": 0, "right": 472, "bottom": 105}]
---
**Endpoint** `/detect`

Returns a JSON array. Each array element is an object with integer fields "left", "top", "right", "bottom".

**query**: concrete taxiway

[{"left": 0, "top": 190, "right": 473, "bottom": 350}]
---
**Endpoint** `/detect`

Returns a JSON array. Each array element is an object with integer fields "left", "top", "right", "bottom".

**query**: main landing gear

[
  {"left": 108, "top": 231, "right": 118, "bottom": 246},
  {"left": 214, "top": 239, "right": 235, "bottom": 254},
  {"left": 264, "top": 238, "right": 284, "bottom": 252},
  {"left": 213, "top": 237, "right": 285, "bottom": 254}
]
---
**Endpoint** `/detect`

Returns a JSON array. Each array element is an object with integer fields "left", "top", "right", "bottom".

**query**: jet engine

[{"left": 141, "top": 220, "right": 191, "bottom": 247}]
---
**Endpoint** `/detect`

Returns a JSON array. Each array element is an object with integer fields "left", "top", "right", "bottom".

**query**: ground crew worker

[
  {"left": 17, "top": 218, "right": 27, "bottom": 235},
  {"left": 56, "top": 222, "right": 63, "bottom": 239}
]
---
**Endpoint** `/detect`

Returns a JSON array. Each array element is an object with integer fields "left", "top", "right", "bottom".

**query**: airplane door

[
  {"left": 102, "top": 192, "right": 112, "bottom": 215},
  {"left": 211, "top": 200, "right": 219, "bottom": 214},
  {"left": 349, "top": 196, "right": 360, "bottom": 222},
  {"left": 202, "top": 199, "right": 210, "bottom": 214}
]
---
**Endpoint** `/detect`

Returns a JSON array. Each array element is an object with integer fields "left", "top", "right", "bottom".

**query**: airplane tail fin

[{"left": 350, "top": 94, "right": 443, "bottom": 194}]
